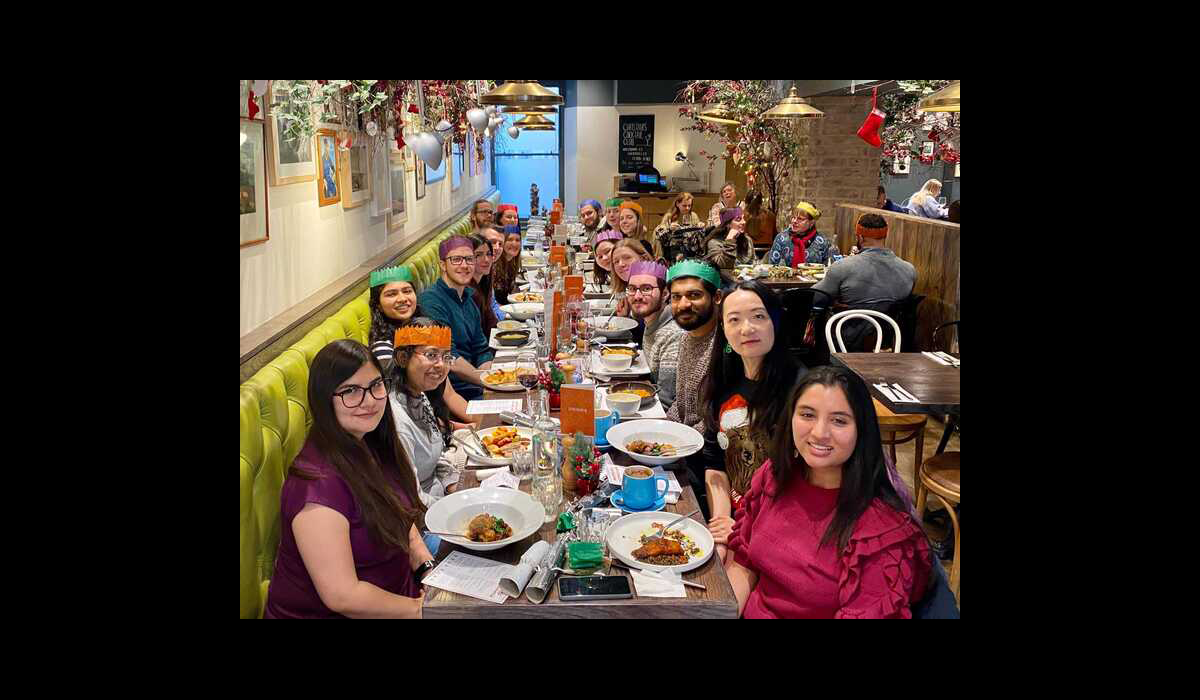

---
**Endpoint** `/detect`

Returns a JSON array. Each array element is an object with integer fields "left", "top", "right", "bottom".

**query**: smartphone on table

[{"left": 557, "top": 575, "right": 633, "bottom": 601}]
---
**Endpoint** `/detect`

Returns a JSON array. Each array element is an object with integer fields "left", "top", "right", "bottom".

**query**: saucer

[{"left": 610, "top": 489, "right": 666, "bottom": 513}]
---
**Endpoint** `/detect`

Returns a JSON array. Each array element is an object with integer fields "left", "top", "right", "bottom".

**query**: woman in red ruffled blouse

[{"left": 725, "top": 365, "right": 932, "bottom": 618}]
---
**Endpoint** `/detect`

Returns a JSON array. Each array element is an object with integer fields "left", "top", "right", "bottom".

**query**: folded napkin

[{"left": 630, "top": 568, "right": 685, "bottom": 597}]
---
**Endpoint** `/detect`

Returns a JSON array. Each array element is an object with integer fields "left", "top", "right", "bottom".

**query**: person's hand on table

[{"left": 708, "top": 515, "right": 735, "bottom": 544}]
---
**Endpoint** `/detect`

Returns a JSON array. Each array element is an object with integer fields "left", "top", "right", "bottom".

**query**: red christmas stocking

[{"left": 856, "top": 87, "right": 885, "bottom": 148}]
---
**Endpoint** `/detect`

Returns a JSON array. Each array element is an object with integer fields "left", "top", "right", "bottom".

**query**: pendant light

[
  {"left": 763, "top": 84, "right": 825, "bottom": 119},
  {"left": 513, "top": 114, "right": 555, "bottom": 131},
  {"left": 479, "top": 80, "right": 563, "bottom": 107},
  {"left": 697, "top": 103, "right": 741, "bottom": 125},
  {"left": 501, "top": 105, "right": 558, "bottom": 116},
  {"left": 917, "top": 81, "right": 959, "bottom": 113}
]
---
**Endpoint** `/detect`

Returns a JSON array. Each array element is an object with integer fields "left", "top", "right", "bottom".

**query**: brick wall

[{"left": 777, "top": 95, "right": 880, "bottom": 234}]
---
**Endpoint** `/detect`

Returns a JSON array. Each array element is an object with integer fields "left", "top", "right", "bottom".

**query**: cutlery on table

[
  {"left": 922, "top": 351, "right": 951, "bottom": 366},
  {"left": 935, "top": 351, "right": 960, "bottom": 366},
  {"left": 607, "top": 562, "right": 707, "bottom": 590},
  {"left": 891, "top": 383, "right": 920, "bottom": 402},
  {"left": 652, "top": 508, "right": 701, "bottom": 539},
  {"left": 874, "top": 383, "right": 901, "bottom": 402},
  {"left": 451, "top": 435, "right": 492, "bottom": 459}
]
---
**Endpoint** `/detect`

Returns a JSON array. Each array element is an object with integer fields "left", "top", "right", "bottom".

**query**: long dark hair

[
  {"left": 703, "top": 221, "right": 752, "bottom": 260},
  {"left": 700, "top": 280, "right": 798, "bottom": 439},
  {"left": 467, "top": 233, "right": 498, "bottom": 336},
  {"left": 593, "top": 238, "right": 617, "bottom": 287},
  {"left": 767, "top": 365, "right": 908, "bottom": 552},
  {"left": 368, "top": 279, "right": 419, "bottom": 345},
  {"left": 299, "top": 340, "right": 426, "bottom": 549},
  {"left": 491, "top": 230, "right": 522, "bottom": 303},
  {"left": 390, "top": 317, "right": 454, "bottom": 449}
]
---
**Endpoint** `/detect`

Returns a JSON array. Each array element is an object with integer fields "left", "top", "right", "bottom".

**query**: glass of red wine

[{"left": 516, "top": 351, "right": 539, "bottom": 414}]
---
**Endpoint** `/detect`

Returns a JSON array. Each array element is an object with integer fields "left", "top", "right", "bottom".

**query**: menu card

[
  {"left": 422, "top": 551, "right": 513, "bottom": 604},
  {"left": 565, "top": 275, "right": 584, "bottom": 304},
  {"left": 560, "top": 384, "right": 596, "bottom": 436}
]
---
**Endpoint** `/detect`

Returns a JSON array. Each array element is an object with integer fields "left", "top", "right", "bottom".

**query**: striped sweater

[{"left": 663, "top": 327, "right": 716, "bottom": 434}]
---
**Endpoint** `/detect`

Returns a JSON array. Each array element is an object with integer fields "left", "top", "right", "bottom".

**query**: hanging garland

[{"left": 878, "top": 80, "right": 959, "bottom": 177}]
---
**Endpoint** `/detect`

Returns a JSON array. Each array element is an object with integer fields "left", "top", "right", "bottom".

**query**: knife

[
  {"left": 874, "top": 383, "right": 901, "bottom": 402},
  {"left": 891, "top": 383, "right": 919, "bottom": 402}
]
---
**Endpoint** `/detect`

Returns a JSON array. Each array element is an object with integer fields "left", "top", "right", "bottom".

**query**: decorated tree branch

[
  {"left": 878, "top": 80, "right": 960, "bottom": 177},
  {"left": 676, "top": 80, "right": 805, "bottom": 215}
]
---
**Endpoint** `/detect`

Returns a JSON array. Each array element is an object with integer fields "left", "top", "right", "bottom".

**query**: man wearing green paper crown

[{"left": 662, "top": 260, "right": 723, "bottom": 518}]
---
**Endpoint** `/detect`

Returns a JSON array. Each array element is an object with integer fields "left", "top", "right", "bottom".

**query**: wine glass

[{"left": 516, "top": 351, "right": 539, "bottom": 414}]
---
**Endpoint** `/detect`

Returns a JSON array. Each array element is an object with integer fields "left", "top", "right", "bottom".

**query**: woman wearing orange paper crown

[{"left": 617, "top": 200, "right": 662, "bottom": 261}]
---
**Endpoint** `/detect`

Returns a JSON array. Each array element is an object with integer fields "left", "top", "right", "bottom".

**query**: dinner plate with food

[
  {"left": 489, "top": 327, "right": 536, "bottom": 351},
  {"left": 591, "top": 346, "right": 650, "bottom": 376},
  {"left": 508, "top": 291, "right": 544, "bottom": 304},
  {"left": 452, "top": 426, "right": 533, "bottom": 466},
  {"left": 606, "top": 511, "right": 714, "bottom": 574},
  {"left": 584, "top": 316, "right": 638, "bottom": 339},
  {"left": 604, "top": 419, "right": 704, "bottom": 466},
  {"left": 424, "top": 487, "right": 544, "bottom": 551},
  {"left": 479, "top": 363, "right": 528, "bottom": 392}
]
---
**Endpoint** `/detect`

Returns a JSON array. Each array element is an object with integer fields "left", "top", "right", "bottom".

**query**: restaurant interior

[{"left": 240, "top": 80, "right": 961, "bottom": 619}]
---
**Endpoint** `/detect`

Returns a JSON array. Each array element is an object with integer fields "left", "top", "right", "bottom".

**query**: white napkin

[
  {"left": 922, "top": 351, "right": 952, "bottom": 366},
  {"left": 479, "top": 468, "right": 518, "bottom": 487},
  {"left": 630, "top": 568, "right": 686, "bottom": 597}
]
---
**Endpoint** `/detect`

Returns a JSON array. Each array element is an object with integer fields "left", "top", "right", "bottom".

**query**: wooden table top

[
  {"left": 422, "top": 389, "right": 738, "bottom": 619},
  {"left": 831, "top": 352, "right": 960, "bottom": 416},
  {"left": 760, "top": 277, "right": 818, "bottom": 290}
]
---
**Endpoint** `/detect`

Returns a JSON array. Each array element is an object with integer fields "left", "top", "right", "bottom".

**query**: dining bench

[{"left": 239, "top": 194, "right": 497, "bottom": 619}]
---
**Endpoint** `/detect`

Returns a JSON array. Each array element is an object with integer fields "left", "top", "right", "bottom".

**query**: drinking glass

[
  {"left": 510, "top": 446, "right": 533, "bottom": 482},
  {"left": 516, "top": 351, "right": 539, "bottom": 413},
  {"left": 532, "top": 470, "right": 562, "bottom": 523}
]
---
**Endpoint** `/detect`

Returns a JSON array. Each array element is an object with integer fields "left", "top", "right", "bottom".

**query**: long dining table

[
  {"left": 831, "top": 352, "right": 960, "bottom": 454},
  {"left": 421, "top": 387, "right": 739, "bottom": 619}
]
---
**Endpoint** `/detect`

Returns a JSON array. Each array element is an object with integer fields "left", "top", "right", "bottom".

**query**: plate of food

[
  {"left": 591, "top": 347, "right": 650, "bottom": 376},
  {"left": 604, "top": 419, "right": 704, "bottom": 466},
  {"left": 424, "top": 487, "right": 544, "bottom": 551},
  {"left": 499, "top": 302, "right": 544, "bottom": 321},
  {"left": 480, "top": 364, "right": 527, "bottom": 392},
  {"left": 463, "top": 425, "right": 534, "bottom": 465},
  {"left": 509, "top": 291, "right": 544, "bottom": 304},
  {"left": 584, "top": 316, "right": 638, "bottom": 339},
  {"left": 606, "top": 511, "right": 714, "bottom": 574},
  {"left": 496, "top": 319, "right": 527, "bottom": 332}
]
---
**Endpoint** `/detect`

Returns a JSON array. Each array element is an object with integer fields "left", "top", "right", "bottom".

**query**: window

[{"left": 492, "top": 84, "right": 561, "bottom": 219}]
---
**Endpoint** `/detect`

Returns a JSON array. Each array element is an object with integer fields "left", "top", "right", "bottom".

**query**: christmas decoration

[
  {"left": 856, "top": 86, "right": 885, "bottom": 148},
  {"left": 877, "top": 80, "right": 959, "bottom": 177}
]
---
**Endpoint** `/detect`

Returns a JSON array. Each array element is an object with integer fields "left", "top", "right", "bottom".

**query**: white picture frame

[
  {"left": 340, "top": 137, "right": 372, "bottom": 210},
  {"left": 266, "top": 81, "right": 317, "bottom": 186},
  {"left": 921, "top": 141, "right": 935, "bottom": 157},
  {"left": 387, "top": 152, "right": 408, "bottom": 232},
  {"left": 893, "top": 156, "right": 911, "bottom": 175},
  {"left": 369, "top": 141, "right": 392, "bottom": 218},
  {"left": 240, "top": 118, "right": 269, "bottom": 247}
]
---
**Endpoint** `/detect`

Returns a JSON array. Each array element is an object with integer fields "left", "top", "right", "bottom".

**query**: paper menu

[
  {"left": 565, "top": 275, "right": 583, "bottom": 303},
  {"left": 481, "top": 469, "right": 521, "bottom": 490},
  {"left": 422, "top": 551, "right": 514, "bottom": 604},
  {"left": 549, "top": 245, "right": 567, "bottom": 266},
  {"left": 465, "top": 399, "right": 524, "bottom": 415},
  {"left": 559, "top": 384, "right": 596, "bottom": 436}
]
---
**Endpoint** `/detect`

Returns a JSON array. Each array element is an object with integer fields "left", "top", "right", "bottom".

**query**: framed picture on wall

[
  {"left": 240, "top": 80, "right": 265, "bottom": 120},
  {"left": 415, "top": 159, "right": 426, "bottom": 200},
  {"left": 921, "top": 141, "right": 935, "bottom": 157},
  {"left": 387, "top": 152, "right": 408, "bottom": 232},
  {"left": 893, "top": 155, "right": 911, "bottom": 175},
  {"left": 240, "top": 118, "right": 269, "bottom": 247},
  {"left": 315, "top": 128, "right": 341, "bottom": 206},
  {"left": 340, "top": 138, "right": 372, "bottom": 209},
  {"left": 266, "top": 81, "right": 316, "bottom": 186},
  {"left": 369, "top": 142, "right": 392, "bottom": 218}
]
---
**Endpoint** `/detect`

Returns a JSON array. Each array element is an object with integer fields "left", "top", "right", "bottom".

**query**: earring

[{"left": 724, "top": 342, "right": 732, "bottom": 354}]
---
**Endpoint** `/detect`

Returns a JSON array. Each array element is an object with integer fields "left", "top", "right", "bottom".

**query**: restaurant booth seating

[{"left": 240, "top": 198, "right": 496, "bottom": 619}]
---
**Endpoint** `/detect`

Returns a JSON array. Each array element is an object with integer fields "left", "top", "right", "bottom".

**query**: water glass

[
  {"left": 532, "top": 472, "right": 562, "bottom": 523},
  {"left": 510, "top": 447, "right": 533, "bottom": 482}
]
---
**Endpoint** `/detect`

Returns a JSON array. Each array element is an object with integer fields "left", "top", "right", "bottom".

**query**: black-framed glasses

[
  {"left": 334, "top": 377, "right": 388, "bottom": 408},
  {"left": 445, "top": 255, "right": 474, "bottom": 266},
  {"left": 629, "top": 285, "right": 659, "bottom": 297}
]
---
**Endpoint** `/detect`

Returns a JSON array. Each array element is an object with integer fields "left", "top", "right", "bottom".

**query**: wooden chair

[
  {"left": 915, "top": 451, "right": 960, "bottom": 601},
  {"left": 825, "top": 309, "right": 927, "bottom": 479}
]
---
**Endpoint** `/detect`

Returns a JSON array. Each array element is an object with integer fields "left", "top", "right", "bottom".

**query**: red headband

[{"left": 856, "top": 222, "right": 888, "bottom": 239}]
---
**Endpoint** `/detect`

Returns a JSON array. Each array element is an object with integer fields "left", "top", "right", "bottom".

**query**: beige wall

[
  {"left": 239, "top": 144, "right": 493, "bottom": 338},
  {"left": 564, "top": 105, "right": 727, "bottom": 212}
]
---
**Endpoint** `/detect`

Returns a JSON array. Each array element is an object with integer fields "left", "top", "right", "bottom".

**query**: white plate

[
  {"left": 591, "top": 349, "right": 651, "bottom": 376},
  {"left": 499, "top": 303, "right": 543, "bottom": 321},
  {"left": 508, "top": 292, "right": 544, "bottom": 304},
  {"left": 458, "top": 425, "right": 535, "bottom": 465},
  {"left": 604, "top": 419, "right": 704, "bottom": 466},
  {"left": 488, "top": 327, "right": 537, "bottom": 351},
  {"left": 606, "top": 511, "right": 714, "bottom": 574},
  {"left": 479, "top": 362, "right": 528, "bottom": 392},
  {"left": 425, "top": 487, "right": 544, "bottom": 551},
  {"left": 585, "top": 316, "right": 638, "bottom": 339}
]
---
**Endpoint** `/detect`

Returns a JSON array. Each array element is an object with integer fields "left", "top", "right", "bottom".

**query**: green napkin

[
  {"left": 555, "top": 512, "right": 576, "bottom": 533},
  {"left": 567, "top": 542, "right": 604, "bottom": 571}
]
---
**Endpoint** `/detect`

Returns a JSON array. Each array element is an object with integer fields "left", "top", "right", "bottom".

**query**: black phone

[{"left": 557, "top": 576, "right": 633, "bottom": 601}]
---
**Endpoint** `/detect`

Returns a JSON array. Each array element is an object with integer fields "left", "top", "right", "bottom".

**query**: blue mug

[
  {"left": 595, "top": 409, "right": 619, "bottom": 446},
  {"left": 622, "top": 466, "right": 668, "bottom": 509}
]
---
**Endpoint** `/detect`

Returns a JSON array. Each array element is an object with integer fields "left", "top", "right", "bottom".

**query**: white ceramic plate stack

[
  {"left": 605, "top": 511, "right": 714, "bottom": 574},
  {"left": 424, "top": 487, "right": 545, "bottom": 551},
  {"left": 604, "top": 419, "right": 704, "bottom": 466}
]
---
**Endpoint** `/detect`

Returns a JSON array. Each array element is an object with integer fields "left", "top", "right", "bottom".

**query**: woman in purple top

[{"left": 264, "top": 339, "right": 433, "bottom": 619}]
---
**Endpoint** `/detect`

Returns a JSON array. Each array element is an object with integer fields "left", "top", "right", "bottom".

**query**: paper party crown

[
  {"left": 393, "top": 325, "right": 452, "bottom": 349},
  {"left": 667, "top": 259, "right": 721, "bottom": 288},
  {"left": 369, "top": 265, "right": 413, "bottom": 288}
]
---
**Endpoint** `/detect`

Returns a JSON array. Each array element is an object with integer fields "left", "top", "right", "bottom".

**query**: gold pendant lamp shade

[
  {"left": 514, "top": 114, "right": 555, "bottom": 130},
  {"left": 480, "top": 80, "right": 564, "bottom": 107},
  {"left": 502, "top": 105, "right": 558, "bottom": 116},
  {"left": 697, "top": 103, "right": 741, "bottom": 125},
  {"left": 763, "top": 85, "right": 825, "bottom": 119},
  {"left": 917, "top": 80, "right": 959, "bottom": 113}
]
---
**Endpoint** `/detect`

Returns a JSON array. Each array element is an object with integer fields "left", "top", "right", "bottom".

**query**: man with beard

[
  {"left": 663, "top": 260, "right": 723, "bottom": 433},
  {"left": 418, "top": 236, "right": 495, "bottom": 400},
  {"left": 579, "top": 198, "right": 604, "bottom": 249},
  {"left": 626, "top": 261, "right": 684, "bottom": 410}
]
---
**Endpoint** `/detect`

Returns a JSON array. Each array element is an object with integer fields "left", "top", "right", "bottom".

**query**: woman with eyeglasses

[
  {"left": 368, "top": 265, "right": 472, "bottom": 426},
  {"left": 387, "top": 319, "right": 462, "bottom": 558},
  {"left": 264, "top": 339, "right": 432, "bottom": 619}
]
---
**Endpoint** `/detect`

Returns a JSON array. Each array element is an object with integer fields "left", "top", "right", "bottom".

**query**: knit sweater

[
  {"left": 641, "top": 306, "right": 684, "bottom": 411},
  {"left": 663, "top": 326, "right": 716, "bottom": 434}
]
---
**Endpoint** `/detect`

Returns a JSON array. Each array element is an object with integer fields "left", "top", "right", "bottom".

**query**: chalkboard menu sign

[{"left": 618, "top": 115, "right": 654, "bottom": 173}]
